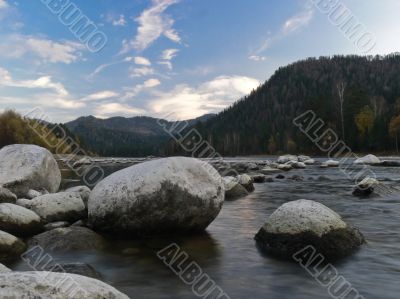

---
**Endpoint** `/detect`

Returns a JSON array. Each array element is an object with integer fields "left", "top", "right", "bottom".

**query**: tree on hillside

[
  {"left": 389, "top": 115, "right": 400, "bottom": 152},
  {"left": 337, "top": 82, "right": 346, "bottom": 142},
  {"left": 355, "top": 105, "right": 375, "bottom": 137}
]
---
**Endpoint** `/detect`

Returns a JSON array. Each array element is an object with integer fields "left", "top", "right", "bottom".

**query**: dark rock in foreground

[
  {"left": 0, "top": 230, "right": 26, "bottom": 262},
  {"left": 255, "top": 199, "right": 365, "bottom": 261}
]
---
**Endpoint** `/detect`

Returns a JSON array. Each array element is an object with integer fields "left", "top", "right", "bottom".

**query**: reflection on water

[{"left": 9, "top": 157, "right": 400, "bottom": 298}]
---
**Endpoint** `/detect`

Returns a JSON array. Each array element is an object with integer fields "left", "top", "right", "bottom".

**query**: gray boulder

[
  {"left": 0, "top": 187, "right": 17, "bottom": 204},
  {"left": 89, "top": 157, "right": 225, "bottom": 236},
  {"left": 223, "top": 177, "right": 248, "bottom": 201},
  {"left": 28, "top": 227, "right": 105, "bottom": 252},
  {"left": 277, "top": 155, "right": 298, "bottom": 164},
  {"left": 0, "top": 144, "right": 61, "bottom": 197},
  {"left": 354, "top": 154, "right": 380, "bottom": 165},
  {"left": 0, "top": 272, "right": 129, "bottom": 299},
  {"left": 238, "top": 174, "right": 255, "bottom": 192},
  {"left": 0, "top": 230, "right": 26, "bottom": 261},
  {"left": 17, "top": 192, "right": 86, "bottom": 223},
  {"left": 353, "top": 177, "right": 379, "bottom": 197},
  {"left": 255, "top": 199, "right": 365, "bottom": 260},
  {"left": 0, "top": 204, "right": 43, "bottom": 237}
]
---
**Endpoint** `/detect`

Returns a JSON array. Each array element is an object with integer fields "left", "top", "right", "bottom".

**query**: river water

[{"left": 8, "top": 157, "right": 400, "bottom": 299}]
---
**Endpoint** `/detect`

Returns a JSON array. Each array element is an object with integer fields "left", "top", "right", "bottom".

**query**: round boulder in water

[
  {"left": 88, "top": 157, "right": 225, "bottom": 237},
  {"left": 0, "top": 144, "right": 61, "bottom": 197},
  {"left": 255, "top": 199, "right": 365, "bottom": 260}
]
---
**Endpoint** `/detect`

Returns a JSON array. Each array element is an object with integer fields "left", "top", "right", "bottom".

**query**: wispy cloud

[
  {"left": 0, "top": 0, "right": 8, "bottom": 9},
  {"left": 122, "top": 78, "right": 161, "bottom": 100},
  {"left": 120, "top": 0, "right": 181, "bottom": 53},
  {"left": 0, "top": 67, "right": 85, "bottom": 109},
  {"left": 252, "top": 4, "right": 314, "bottom": 57},
  {"left": 149, "top": 75, "right": 260, "bottom": 119},
  {"left": 158, "top": 48, "right": 179, "bottom": 70},
  {"left": 0, "top": 34, "right": 84, "bottom": 64},
  {"left": 81, "top": 90, "right": 119, "bottom": 101},
  {"left": 129, "top": 66, "right": 155, "bottom": 78},
  {"left": 111, "top": 14, "right": 127, "bottom": 26},
  {"left": 94, "top": 102, "right": 146, "bottom": 118}
]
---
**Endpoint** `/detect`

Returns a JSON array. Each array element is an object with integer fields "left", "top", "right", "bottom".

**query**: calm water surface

[{"left": 9, "top": 157, "right": 400, "bottom": 299}]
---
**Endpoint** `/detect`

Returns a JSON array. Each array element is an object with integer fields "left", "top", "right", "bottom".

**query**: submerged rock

[
  {"left": 0, "top": 144, "right": 61, "bottom": 197},
  {"left": 354, "top": 154, "right": 381, "bottom": 165},
  {"left": 28, "top": 227, "right": 105, "bottom": 252},
  {"left": 89, "top": 157, "right": 224, "bottom": 237},
  {"left": 353, "top": 177, "right": 379, "bottom": 197},
  {"left": 0, "top": 272, "right": 129, "bottom": 299},
  {"left": 259, "top": 167, "right": 281, "bottom": 175},
  {"left": 0, "top": 187, "right": 17, "bottom": 204},
  {"left": 255, "top": 199, "right": 365, "bottom": 260},
  {"left": 238, "top": 174, "right": 255, "bottom": 192},
  {"left": 379, "top": 160, "right": 400, "bottom": 167},
  {"left": 43, "top": 262, "right": 102, "bottom": 280},
  {"left": 277, "top": 155, "right": 298, "bottom": 164},
  {"left": 321, "top": 159, "right": 340, "bottom": 167},
  {"left": 250, "top": 174, "right": 266, "bottom": 183},
  {"left": 223, "top": 177, "right": 248, "bottom": 201},
  {"left": 0, "top": 203, "right": 43, "bottom": 237},
  {"left": 44, "top": 221, "right": 70, "bottom": 231},
  {"left": 17, "top": 192, "right": 86, "bottom": 223},
  {"left": 0, "top": 230, "right": 26, "bottom": 261}
]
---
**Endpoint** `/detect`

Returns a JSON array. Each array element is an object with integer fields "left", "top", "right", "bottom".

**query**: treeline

[
  {"left": 0, "top": 110, "right": 89, "bottom": 154},
  {"left": 168, "top": 54, "right": 400, "bottom": 155}
]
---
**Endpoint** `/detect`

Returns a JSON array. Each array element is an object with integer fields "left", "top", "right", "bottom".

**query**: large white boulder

[
  {"left": 0, "top": 263, "right": 11, "bottom": 273},
  {"left": 89, "top": 157, "right": 225, "bottom": 236},
  {"left": 255, "top": 199, "right": 365, "bottom": 260},
  {"left": 277, "top": 155, "right": 298, "bottom": 164},
  {"left": 354, "top": 154, "right": 381, "bottom": 165},
  {"left": 0, "top": 230, "right": 26, "bottom": 261},
  {"left": 0, "top": 272, "right": 129, "bottom": 299},
  {"left": 17, "top": 192, "right": 86, "bottom": 223},
  {"left": 0, "top": 145, "right": 61, "bottom": 197},
  {"left": 0, "top": 203, "right": 43, "bottom": 237}
]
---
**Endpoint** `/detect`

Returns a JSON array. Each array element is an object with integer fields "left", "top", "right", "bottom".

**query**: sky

[{"left": 0, "top": 0, "right": 399, "bottom": 122}]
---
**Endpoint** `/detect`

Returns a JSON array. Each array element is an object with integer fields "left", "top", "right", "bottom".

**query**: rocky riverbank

[{"left": 0, "top": 145, "right": 396, "bottom": 297}]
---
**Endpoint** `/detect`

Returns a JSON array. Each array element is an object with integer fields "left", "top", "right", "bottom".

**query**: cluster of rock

[
  {"left": 0, "top": 144, "right": 130, "bottom": 298},
  {"left": 0, "top": 144, "right": 375, "bottom": 297}
]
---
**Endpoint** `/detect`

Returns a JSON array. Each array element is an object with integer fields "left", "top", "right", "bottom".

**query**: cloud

[
  {"left": 111, "top": 14, "right": 127, "bottom": 26},
  {"left": 0, "top": 67, "right": 68, "bottom": 96},
  {"left": 134, "top": 56, "right": 151, "bottom": 66},
  {"left": 81, "top": 90, "right": 119, "bottom": 101},
  {"left": 94, "top": 102, "right": 146, "bottom": 118},
  {"left": 249, "top": 55, "right": 266, "bottom": 61},
  {"left": 158, "top": 48, "right": 179, "bottom": 70},
  {"left": 0, "top": 67, "right": 85, "bottom": 110},
  {"left": 148, "top": 75, "right": 260, "bottom": 120},
  {"left": 253, "top": 4, "right": 314, "bottom": 55},
  {"left": 282, "top": 5, "right": 314, "bottom": 34},
  {"left": 120, "top": 0, "right": 181, "bottom": 53},
  {"left": 129, "top": 66, "right": 155, "bottom": 77},
  {"left": 0, "top": 0, "right": 8, "bottom": 9},
  {"left": 161, "top": 48, "right": 179, "bottom": 60},
  {"left": 122, "top": 78, "right": 161, "bottom": 100},
  {"left": 0, "top": 34, "right": 84, "bottom": 64}
]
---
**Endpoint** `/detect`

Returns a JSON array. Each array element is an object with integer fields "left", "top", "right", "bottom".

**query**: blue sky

[{"left": 0, "top": 0, "right": 399, "bottom": 122}]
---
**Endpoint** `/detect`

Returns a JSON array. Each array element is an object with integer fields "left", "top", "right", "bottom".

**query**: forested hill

[
  {"left": 65, "top": 114, "right": 215, "bottom": 157},
  {"left": 187, "top": 54, "right": 400, "bottom": 155}
]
